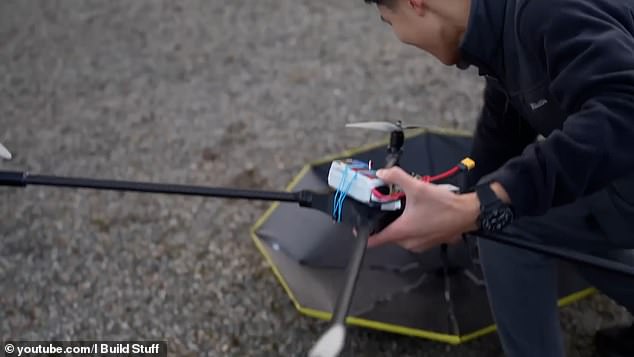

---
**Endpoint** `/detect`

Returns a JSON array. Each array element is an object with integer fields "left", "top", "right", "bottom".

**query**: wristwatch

[{"left": 475, "top": 183, "right": 514, "bottom": 232}]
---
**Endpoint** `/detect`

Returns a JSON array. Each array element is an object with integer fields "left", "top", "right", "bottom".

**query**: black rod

[
  {"left": 470, "top": 231, "right": 634, "bottom": 278},
  {"left": 0, "top": 170, "right": 303, "bottom": 203},
  {"left": 3, "top": 170, "right": 633, "bottom": 278},
  {"left": 332, "top": 222, "right": 370, "bottom": 324}
]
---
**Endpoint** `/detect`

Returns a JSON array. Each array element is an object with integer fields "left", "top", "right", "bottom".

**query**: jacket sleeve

[
  {"left": 481, "top": 1, "right": 634, "bottom": 217},
  {"left": 466, "top": 77, "right": 538, "bottom": 189}
]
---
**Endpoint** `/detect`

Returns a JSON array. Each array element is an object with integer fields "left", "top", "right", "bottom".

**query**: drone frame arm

[{"left": 0, "top": 170, "right": 314, "bottom": 205}]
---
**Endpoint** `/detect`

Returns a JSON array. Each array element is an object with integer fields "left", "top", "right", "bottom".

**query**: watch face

[{"left": 482, "top": 207, "right": 514, "bottom": 232}]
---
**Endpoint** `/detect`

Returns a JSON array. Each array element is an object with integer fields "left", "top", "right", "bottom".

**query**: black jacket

[{"left": 460, "top": 0, "right": 634, "bottom": 223}]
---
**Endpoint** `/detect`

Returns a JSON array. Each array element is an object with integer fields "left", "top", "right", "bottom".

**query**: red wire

[
  {"left": 371, "top": 189, "right": 404, "bottom": 201},
  {"left": 370, "top": 165, "right": 461, "bottom": 202},
  {"left": 426, "top": 166, "right": 460, "bottom": 182}
]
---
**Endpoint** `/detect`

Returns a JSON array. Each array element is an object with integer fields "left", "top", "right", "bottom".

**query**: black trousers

[{"left": 477, "top": 175, "right": 634, "bottom": 357}]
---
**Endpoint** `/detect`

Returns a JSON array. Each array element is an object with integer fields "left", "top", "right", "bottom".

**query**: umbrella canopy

[{"left": 251, "top": 128, "right": 594, "bottom": 344}]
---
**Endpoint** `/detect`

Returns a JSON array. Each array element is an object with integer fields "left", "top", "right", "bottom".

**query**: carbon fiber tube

[
  {"left": 470, "top": 231, "right": 634, "bottom": 277},
  {"left": 332, "top": 222, "right": 370, "bottom": 324},
  {"left": 0, "top": 170, "right": 303, "bottom": 203}
]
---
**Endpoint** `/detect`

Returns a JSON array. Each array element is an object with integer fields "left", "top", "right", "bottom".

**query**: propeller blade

[
  {"left": 345, "top": 121, "right": 401, "bottom": 132},
  {"left": 345, "top": 121, "right": 424, "bottom": 132},
  {"left": 308, "top": 324, "right": 346, "bottom": 357},
  {"left": 0, "top": 142, "right": 12, "bottom": 160}
]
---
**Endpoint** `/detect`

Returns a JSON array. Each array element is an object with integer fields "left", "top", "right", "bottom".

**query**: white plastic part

[
  {"left": 0, "top": 142, "right": 12, "bottom": 160},
  {"left": 308, "top": 324, "right": 346, "bottom": 357},
  {"left": 327, "top": 159, "right": 397, "bottom": 206},
  {"left": 380, "top": 200, "right": 402, "bottom": 211}
]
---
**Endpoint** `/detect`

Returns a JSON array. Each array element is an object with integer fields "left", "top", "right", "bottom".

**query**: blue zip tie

[
  {"left": 332, "top": 165, "right": 349, "bottom": 219},
  {"left": 333, "top": 167, "right": 346, "bottom": 220},
  {"left": 336, "top": 171, "right": 358, "bottom": 222},
  {"left": 336, "top": 172, "right": 352, "bottom": 219},
  {"left": 334, "top": 167, "right": 350, "bottom": 219}
]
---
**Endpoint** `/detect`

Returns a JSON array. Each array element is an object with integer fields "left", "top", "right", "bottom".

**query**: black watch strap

[
  {"left": 475, "top": 183, "right": 500, "bottom": 209},
  {"left": 475, "top": 182, "right": 514, "bottom": 232}
]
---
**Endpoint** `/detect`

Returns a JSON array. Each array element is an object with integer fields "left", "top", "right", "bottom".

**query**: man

[{"left": 362, "top": 0, "right": 634, "bottom": 356}]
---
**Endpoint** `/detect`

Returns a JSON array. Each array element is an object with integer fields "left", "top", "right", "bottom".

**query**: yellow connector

[{"left": 460, "top": 157, "right": 476, "bottom": 171}]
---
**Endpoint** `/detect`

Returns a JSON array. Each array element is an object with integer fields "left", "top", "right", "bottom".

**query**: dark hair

[
  {"left": 364, "top": 0, "right": 396, "bottom": 7},
  {"left": 364, "top": 0, "right": 394, "bottom": 6}
]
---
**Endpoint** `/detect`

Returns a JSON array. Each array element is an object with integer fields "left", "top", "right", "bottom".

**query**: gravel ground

[{"left": 0, "top": 1, "right": 631, "bottom": 356}]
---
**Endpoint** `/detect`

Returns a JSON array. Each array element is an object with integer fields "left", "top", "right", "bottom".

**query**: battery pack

[
  {"left": 327, "top": 159, "right": 404, "bottom": 212},
  {"left": 327, "top": 159, "right": 460, "bottom": 211}
]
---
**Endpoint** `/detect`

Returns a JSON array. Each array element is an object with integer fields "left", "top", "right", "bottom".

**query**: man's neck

[
  {"left": 428, "top": 0, "right": 471, "bottom": 37},
  {"left": 426, "top": 0, "right": 472, "bottom": 56}
]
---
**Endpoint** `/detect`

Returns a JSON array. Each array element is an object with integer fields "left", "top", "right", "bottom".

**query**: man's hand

[{"left": 367, "top": 166, "right": 481, "bottom": 252}]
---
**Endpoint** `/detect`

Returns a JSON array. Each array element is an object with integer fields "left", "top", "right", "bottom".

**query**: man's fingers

[
  {"left": 376, "top": 166, "right": 423, "bottom": 193},
  {"left": 367, "top": 219, "right": 410, "bottom": 248},
  {"left": 399, "top": 238, "right": 437, "bottom": 253}
]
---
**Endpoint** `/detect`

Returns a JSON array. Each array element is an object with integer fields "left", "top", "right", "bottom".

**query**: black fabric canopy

[{"left": 251, "top": 129, "right": 594, "bottom": 344}]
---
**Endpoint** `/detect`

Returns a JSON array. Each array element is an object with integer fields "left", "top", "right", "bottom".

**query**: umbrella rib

[{"left": 441, "top": 244, "right": 461, "bottom": 336}]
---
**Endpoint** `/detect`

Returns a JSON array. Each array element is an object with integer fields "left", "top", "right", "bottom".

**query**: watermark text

[{"left": 3, "top": 341, "right": 166, "bottom": 356}]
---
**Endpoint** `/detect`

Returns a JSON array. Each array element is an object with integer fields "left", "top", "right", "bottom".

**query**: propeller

[
  {"left": 0, "top": 142, "right": 12, "bottom": 160},
  {"left": 345, "top": 120, "right": 422, "bottom": 132},
  {"left": 346, "top": 121, "right": 420, "bottom": 169}
]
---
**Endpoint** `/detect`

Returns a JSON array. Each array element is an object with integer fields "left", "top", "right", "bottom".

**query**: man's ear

[{"left": 408, "top": 0, "right": 426, "bottom": 16}]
